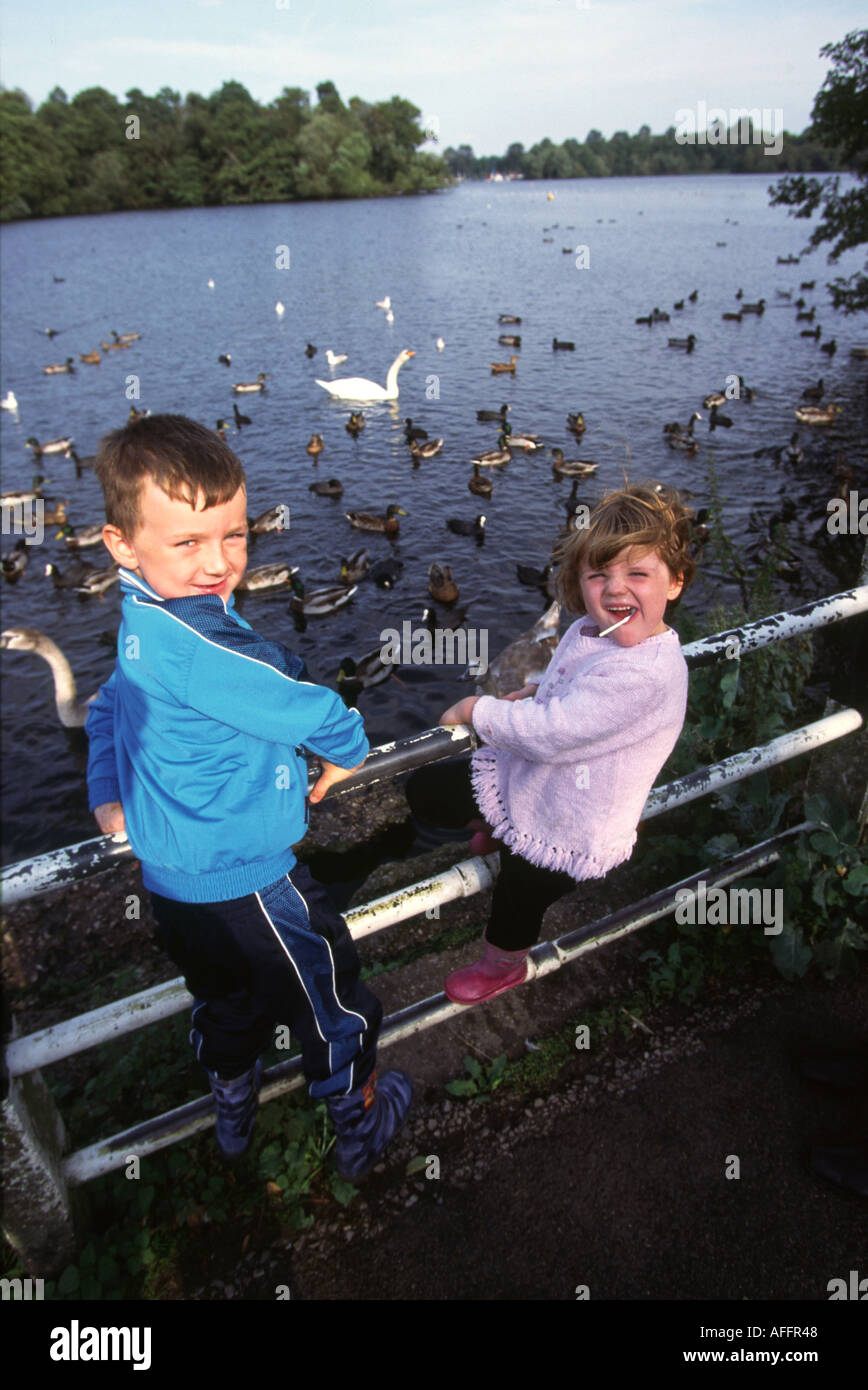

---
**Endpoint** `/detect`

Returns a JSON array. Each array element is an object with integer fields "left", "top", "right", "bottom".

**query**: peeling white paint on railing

[
  {"left": 60, "top": 824, "right": 810, "bottom": 1184},
  {"left": 681, "top": 585, "right": 868, "bottom": 667}
]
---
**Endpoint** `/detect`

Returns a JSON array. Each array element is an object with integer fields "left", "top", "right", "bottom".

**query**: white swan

[
  {"left": 325, "top": 349, "right": 348, "bottom": 368},
  {"left": 316, "top": 349, "right": 415, "bottom": 402},
  {"left": 1, "top": 627, "right": 98, "bottom": 727}
]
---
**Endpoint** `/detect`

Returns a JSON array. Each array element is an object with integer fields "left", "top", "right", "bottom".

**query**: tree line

[{"left": 0, "top": 80, "right": 449, "bottom": 221}]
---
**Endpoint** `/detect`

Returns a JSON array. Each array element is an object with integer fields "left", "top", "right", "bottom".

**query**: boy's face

[
  {"left": 579, "top": 544, "right": 683, "bottom": 646},
  {"left": 103, "top": 480, "right": 248, "bottom": 601}
]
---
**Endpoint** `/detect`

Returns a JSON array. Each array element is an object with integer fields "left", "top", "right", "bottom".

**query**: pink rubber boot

[{"left": 445, "top": 937, "right": 531, "bottom": 1006}]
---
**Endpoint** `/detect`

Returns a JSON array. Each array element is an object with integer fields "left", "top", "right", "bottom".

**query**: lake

[{"left": 1, "top": 174, "right": 866, "bottom": 863}]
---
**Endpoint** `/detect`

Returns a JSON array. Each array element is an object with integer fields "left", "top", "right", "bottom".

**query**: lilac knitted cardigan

[{"left": 470, "top": 619, "right": 688, "bottom": 880}]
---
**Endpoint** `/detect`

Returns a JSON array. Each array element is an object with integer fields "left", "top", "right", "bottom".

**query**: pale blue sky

[{"left": 0, "top": 0, "right": 863, "bottom": 153}]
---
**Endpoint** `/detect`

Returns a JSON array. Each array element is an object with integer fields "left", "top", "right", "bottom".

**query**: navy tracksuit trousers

[{"left": 150, "top": 862, "right": 381, "bottom": 1097}]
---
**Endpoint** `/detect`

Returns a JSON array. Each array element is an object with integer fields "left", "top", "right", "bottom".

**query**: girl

[{"left": 405, "top": 482, "right": 696, "bottom": 1005}]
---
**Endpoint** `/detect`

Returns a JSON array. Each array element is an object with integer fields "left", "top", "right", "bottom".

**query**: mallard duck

[
  {"left": 552, "top": 338, "right": 575, "bottom": 350},
  {"left": 58, "top": 522, "right": 105, "bottom": 548},
  {"left": 651, "top": 308, "right": 670, "bottom": 322},
  {"left": 635, "top": 314, "right": 653, "bottom": 326},
  {"left": 249, "top": 504, "right": 291, "bottom": 534},
  {"left": 368, "top": 557, "right": 404, "bottom": 588},
  {"left": 688, "top": 289, "right": 698, "bottom": 302},
  {"left": 722, "top": 311, "right": 743, "bottom": 322},
  {"left": 346, "top": 412, "right": 366, "bottom": 436},
  {"left": 498, "top": 314, "right": 521, "bottom": 324},
  {"left": 490, "top": 356, "right": 518, "bottom": 374},
  {"left": 742, "top": 300, "right": 766, "bottom": 315},
  {"left": 800, "top": 326, "right": 822, "bottom": 341},
  {"left": 428, "top": 562, "right": 459, "bottom": 604},
  {"left": 2, "top": 539, "right": 29, "bottom": 582},
  {"left": 404, "top": 418, "right": 428, "bottom": 442},
  {"left": 309, "top": 477, "right": 343, "bottom": 498},
  {"left": 566, "top": 412, "right": 586, "bottom": 434},
  {"left": 2, "top": 474, "right": 46, "bottom": 506},
  {"left": 233, "top": 403, "right": 251, "bottom": 428},
  {"left": 235, "top": 563, "right": 299, "bottom": 592},
  {"left": 702, "top": 389, "right": 728, "bottom": 410},
  {"left": 316, "top": 349, "right": 415, "bottom": 401},
  {"left": 673, "top": 299, "right": 685, "bottom": 311},
  {"left": 516, "top": 562, "right": 556, "bottom": 599},
  {"left": 508, "top": 432, "right": 543, "bottom": 452},
  {"left": 550, "top": 449, "right": 598, "bottom": 477},
  {"left": 218, "top": 353, "right": 232, "bottom": 366},
  {"left": 100, "top": 339, "right": 129, "bottom": 352},
  {"left": 325, "top": 350, "right": 348, "bottom": 368},
  {"left": 305, "top": 343, "right": 318, "bottom": 358},
  {"left": 775, "top": 290, "right": 792, "bottom": 300},
  {"left": 45, "top": 558, "right": 96, "bottom": 590},
  {"left": 820, "top": 338, "right": 837, "bottom": 356},
  {"left": 801, "top": 378, "right": 824, "bottom": 401},
  {"left": 112, "top": 330, "right": 141, "bottom": 343},
  {"left": 43, "top": 358, "right": 75, "bottom": 374},
  {"left": 409, "top": 437, "right": 444, "bottom": 459},
  {"left": 129, "top": 406, "right": 150, "bottom": 420},
  {"left": 289, "top": 577, "right": 356, "bottom": 616},
  {"left": 0, "top": 627, "right": 99, "bottom": 726},
  {"left": 796, "top": 307, "right": 815, "bottom": 322},
  {"left": 215, "top": 419, "right": 229, "bottom": 440},
  {"left": 470, "top": 434, "right": 511, "bottom": 467},
  {"left": 668, "top": 334, "right": 696, "bottom": 351},
  {"left": 339, "top": 549, "right": 370, "bottom": 583},
  {"left": 498, "top": 335, "right": 521, "bottom": 347},
  {"left": 306, "top": 433, "right": 325, "bottom": 458},
  {"left": 78, "top": 350, "right": 101, "bottom": 365},
  {"left": 795, "top": 404, "right": 839, "bottom": 426},
  {"left": 447, "top": 514, "right": 486, "bottom": 538},
  {"left": 473, "top": 601, "right": 561, "bottom": 696},
  {"left": 477, "top": 404, "right": 510, "bottom": 422},
  {"left": 337, "top": 650, "right": 394, "bottom": 699},
  {"left": 469, "top": 466, "right": 493, "bottom": 497},
  {"left": 345, "top": 504, "right": 407, "bottom": 535},
  {"left": 43, "top": 500, "right": 69, "bottom": 525},
  {"left": 233, "top": 373, "right": 268, "bottom": 393},
  {"left": 75, "top": 567, "right": 120, "bottom": 597}
]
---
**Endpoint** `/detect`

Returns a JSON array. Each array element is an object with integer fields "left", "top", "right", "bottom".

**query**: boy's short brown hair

[
  {"left": 95, "top": 414, "right": 246, "bottom": 540},
  {"left": 554, "top": 482, "right": 697, "bottom": 613}
]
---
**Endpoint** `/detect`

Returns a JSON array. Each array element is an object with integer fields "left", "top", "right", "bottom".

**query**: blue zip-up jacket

[{"left": 85, "top": 568, "right": 369, "bottom": 902}]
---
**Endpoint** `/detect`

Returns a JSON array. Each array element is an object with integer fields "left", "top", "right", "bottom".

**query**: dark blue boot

[
  {"left": 204, "top": 1056, "right": 263, "bottom": 1160},
  {"left": 325, "top": 1070, "right": 413, "bottom": 1180}
]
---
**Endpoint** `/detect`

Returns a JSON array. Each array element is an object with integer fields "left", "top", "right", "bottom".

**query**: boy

[{"left": 86, "top": 414, "right": 411, "bottom": 1175}]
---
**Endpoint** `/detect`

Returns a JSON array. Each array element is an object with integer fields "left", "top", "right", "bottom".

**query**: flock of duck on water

[{"left": 1, "top": 254, "right": 859, "bottom": 723}]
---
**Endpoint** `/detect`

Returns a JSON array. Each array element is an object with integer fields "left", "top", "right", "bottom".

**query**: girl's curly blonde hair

[{"left": 554, "top": 482, "right": 697, "bottom": 614}]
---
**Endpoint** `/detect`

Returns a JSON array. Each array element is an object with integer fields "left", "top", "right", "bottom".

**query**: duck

[
  {"left": 776, "top": 290, "right": 793, "bottom": 300},
  {"left": 742, "top": 299, "right": 766, "bottom": 314},
  {"left": 2, "top": 474, "right": 46, "bottom": 506},
  {"left": 339, "top": 549, "right": 370, "bottom": 584},
  {"left": 550, "top": 449, "right": 598, "bottom": 477},
  {"left": 129, "top": 406, "right": 150, "bottom": 420},
  {"left": 346, "top": 412, "right": 366, "bottom": 436},
  {"left": 651, "top": 308, "right": 670, "bottom": 322},
  {"left": 516, "top": 562, "right": 556, "bottom": 599},
  {"left": 794, "top": 404, "right": 840, "bottom": 426},
  {"left": 68, "top": 448, "right": 97, "bottom": 475},
  {"left": 218, "top": 353, "right": 232, "bottom": 366},
  {"left": 490, "top": 356, "right": 518, "bottom": 374},
  {"left": 668, "top": 334, "right": 696, "bottom": 351},
  {"left": 305, "top": 343, "right": 318, "bottom": 358},
  {"left": 306, "top": 433, "right": 325, "bottom": 458},
  {"left": 325, "top": 350, "right": 348, "bottom": 368},
  {"left": 316, "top": 349, "right": 415, "bottom": 401},
  {"left": 737, "top": 376, "right": 756, "bottom": 401},
  {"left": 796, "top": 307, "right": 816, "bottom": 322},
  {"left": 552, "top": 338, "right": 575, "bottom": 351},
  {"left": 337, "top": 650, "right": 394, "bottom": 699},
  {"left": 345, "top": 504, "right": 406, "bottom": 535},
  {"left": 688, "top": 289, "right": 698, "bottom": 302},
  {"left": 801, "top": 378, "right": 824, "bottom": 401},
  {"left": 499, "top": 335, "right": 521, "bottom": 348},
  {"left": 100, "top": 339, "right": 129, "bottom": 352},
  {"left": 709, "top": 405, "right": 734, "bottom": 430},
  {"left": 0, "top": 627, "right": 99, "bottom": 726},
  {"left": 665, "top": 411, "right": 702, "bottom": 437},
  {"left": 368, "top": 558, "right": 404, "bottom": 589},
  {"left": 2, "top": 539, "right": 29, "bottom": 582},
  {"left": 248, "top": 504, "right": 291, "bottom": 535},
  {"left": 702, "top": 389, "right": 728, "bottom": 410},
  {"left": 45, "top": 558, "right": 97, "bottom": 590},
  {"left": 74, "top": 567, "right": 120, "bottom": 597},
  {"left": 308, "top": 477, "right": 343, "bottom": 497},
  {"left": 477, "top": 404, "right": 510, "bottom": 423},
  {"left": 673, "top": 299, "right": 685, "bottom": 311},
  {"left": 422, "top": 604, "right": 469, "bottom": 633},
  {"left": 470, "top": 434, "right": 511, "bottom": 467},
  {"left": 428, "top": 562, "right": 459, "bottom": 604},
  {"left": 42, "top": 500, "right": 69, "bottom": 525},
  {"left": 820, "top": 338, "right": 837, "bottom": 357},
  {"left": 43, "top": 358, "right": 75, "bottom": 374},
  {"left": 498, "top": 314, "right": 522, "bottom": 324},
  {"left": 404, "top": 418, "right": 428, "bottom": 442},
  {"left": 57, "top": 521, "right": 105, "bottom": 548},
  {"left": 473, "top": 600, "right": 561, "bottom": 696},
  {"left": 409, "top": 437, "right": 444, "bottom": 460},
  {"left": 1, "top": 391, "right": 18, "bottom": 412},
  {"left": 233, "top": 403, "right": 252, "bottom": 428},
  {"left": 566, "top": 412, "right": 587, "bottom": 434},
  {"left": 233, "top": 373, "right": 268, "bottom": 393},
  {"left": 215, "top": 419, "right": 229, "bottom": 440},
  {"left": 235, "top": 563, "right": 299, "bottom": 593},
  {"left": 447, "top": 514, "right": 486, "bottom": 538},
  {"left": 469, "top": 465, "right": 493, "bottom": 497},
  {"left": 78, "top": 350, "right": 101, "bottom": 365},
  {"left": 781, "top": 432, "right": 804, "bottom": 464},
  {"left": 801, "top": 326, "right": 822, "bottom": 340},
  {"left": 112, "top": 330, "right": 141, "bottom": 343},
  {"left": 508, "top": 432, "right": 544, "bottom": 452},
  {"left": 635, "top": 314, "right": 653, "bottom": 326},
  {"left": 800, "top": 280, "right": 815, "bottom": 290},
  {"left": 290, "top": 577, "right": 357, "bottom": 617}
]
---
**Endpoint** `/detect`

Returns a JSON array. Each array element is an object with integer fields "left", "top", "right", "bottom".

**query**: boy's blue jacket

[{"left": 85, "top": 568, "right": 369, "bottom": 903}]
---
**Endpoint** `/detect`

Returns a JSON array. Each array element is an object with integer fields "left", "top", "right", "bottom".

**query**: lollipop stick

[{"left": 599, "top": 612, "right": 633, "bottom": 637}]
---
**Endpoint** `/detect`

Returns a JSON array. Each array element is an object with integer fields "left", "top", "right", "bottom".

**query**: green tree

[{"left": 769, "top": 29, "right": 868, "bottom": 312}]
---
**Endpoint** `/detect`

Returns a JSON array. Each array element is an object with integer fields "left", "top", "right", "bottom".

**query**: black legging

[{"left": 405, "top": 756, "right": 576, "bottom": 950}]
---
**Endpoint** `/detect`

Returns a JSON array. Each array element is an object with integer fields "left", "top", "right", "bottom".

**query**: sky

[{"left": 0, "top": 0, "right": 863, "bottom": 154}]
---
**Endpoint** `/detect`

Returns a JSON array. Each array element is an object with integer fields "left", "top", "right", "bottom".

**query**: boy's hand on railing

[
  {"left": 501, "top": 683, "right": 539, "bottom": 702},
  {"left": 309, "top": 757, "right": 367, "bottom": 804},
  {"left": 94, "top": 802, "right": 126, "bottom": 835},
  {"left": 439, "top": 696, "right": 479, "bottom": 727}
]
